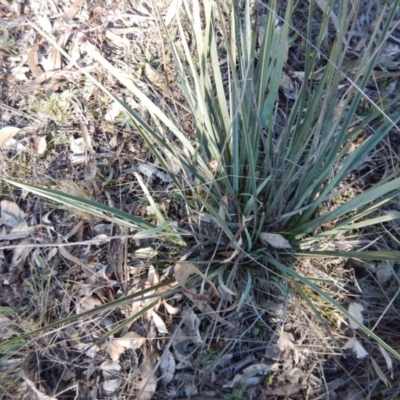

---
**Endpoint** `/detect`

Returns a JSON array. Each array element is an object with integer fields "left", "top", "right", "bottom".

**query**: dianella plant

[{"left": 5, "top": 0, "right": 400, "bottom": 358}]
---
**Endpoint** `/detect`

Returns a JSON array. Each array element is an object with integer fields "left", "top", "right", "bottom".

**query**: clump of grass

[
  {"left": 0, "top": 28, "right": 18, "bottom": 55},
  {"left": 30, "top": 91, "right": 74, "bottom": 126},
  {"left": 3, "top": 0, "right": 400, "bottom": 376}
]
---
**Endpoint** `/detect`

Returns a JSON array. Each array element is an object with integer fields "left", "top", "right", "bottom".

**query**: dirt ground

[{"left": 1, "top": 0, "right": 400, "bottom": 399}]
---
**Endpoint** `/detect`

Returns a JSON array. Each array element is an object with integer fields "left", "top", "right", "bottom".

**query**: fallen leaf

[
  {"left": 77, "top": 296, "right": 102, "bottom": 313},
  {"left": 175, "top": 261, "right": 218, "bottom": 296},
  {"left": 184, "top": 290, "right": 234, "bottom": 328},
  {"left": 371, "top": 356, "right": 391, "bottom": 388},
  {"left": 113, "top": 331, "right": 146, "bottom": 351},
  {"left": 277, "top": 331, "right": 296, "bottom": 351},
  {"left": 138, "top": 163, "right": 173, "bottom": 183},
  {"left": 100, "top": 360, "right": 121, "bottom": 377},
  {"left": 224, "top": 362, "right": 279, "bottom": 388},
  {"left": 347, "top": 303, "right": 364, "bottom": 329},
  {"left": 102, "top": 378, "right": 122, "bottom": 395},
  {"left": 104, "top": 100, "right": 125, "bottom": 122},
  {"left": 106, "top": 340, "right": 125, "bottom": 362},
  {"left": 160, "top": 349, "right": 175, "bottom": 384},
  {"left": 264, "top": 383, "right": 302, "bottom": 397},
  {"left": 174, "top": 373, "right": 198, "bottom": 397},
  {"left": 105, "top": 29, "right": 130, "bottom": 47},
  {"left": 171, "top": 326, "right": 193, "bottom": 368},
  {"left": 27, "top": 45, "right": 42, "bottom": 77},
  {"left": 63, "top": 0, "right": 85, "bottom": 21},
  {"left": 343, "top": 337, "right": 368, "bottom": 359},
  {"left": 65, "top": 37, "right": 81, "bottom": 69},
  {"left": 46, "top": 34, "right": 69, "bottom": 71},
  {"left": 70, "top": 137, "right": 85, "bottom": 154},
  {"left": 80, "top": 121, "right": 95, "bottom": 155},
  {"left": 182, "top": 308, "right": 202, "bottom": 346},
  {"left": 147, "top": 264, "right": 159, "bottom": 286},
  {"left": 260, "top": 232, "right": 292, "bottom": 249},
  {"left": 280, "top": 70, "right": 298, "bottom": 100},
  {"left": 145, "top": 63, "right": 167, "bottom": 86},
  {"left": 22, "top": 375, "right": 58, "bottom": 400},
  {"left": 0, "top": 200, "right": 25, "bottom": 227},
  {"left": 378, "top": 344, "right": 393, "bottom": 376},
  {"left": 0, "top": 127, "right": 20, "bottom": 148},
  {"left": 152, "top": 311, "right": 169, "bottom": 334},
  {"left": 37, "top": 136, "right": 47, "bottom": 155},
  {"left": 164, "top": 0, "right": 182, "bottom": 26},
  {"left": 164, "top": 301, "right": 179, "bottom": 315},
  {"left": 137, "top": 349, "right": 157, "bottom": 400},
  {"left": 376, "top": 261, "right": 394, "bottom": 285},
  {"left": 37, "top": 16, "right": 52, "bottom": 33},
  {"left": 9, "top": 238, "right": 35, "bottom": 269},
  {"left": 74, "top": 343, "right": 100, "bottom": 358}
]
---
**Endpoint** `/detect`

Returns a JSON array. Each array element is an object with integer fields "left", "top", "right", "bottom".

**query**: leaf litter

[{"left": 0, "top": 0, "right": 400, "bottom": 398}]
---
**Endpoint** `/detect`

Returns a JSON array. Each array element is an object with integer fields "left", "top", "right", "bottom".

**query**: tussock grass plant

[{"left": 4, "top": 0, "right": 400, "bottom": 365}]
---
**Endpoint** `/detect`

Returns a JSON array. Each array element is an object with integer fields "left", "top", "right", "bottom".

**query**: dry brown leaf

[
  {"left": 378, "top": 344, "right": 393, "bottom": 376},
  {"left": 0, "top": 200, "right": 25, "bottom": 227},
  {"left": 106, "top": 340, "right": 125, "bottom": 362},
  {"left": 80, "top": 121, "right": 95, "bottom": 155},
  {"left": 182, "top": 308, "right": 202, "bottom": 346},
  {"left": 260, "top": 232, "right": 292, "bottom": 249},
  {"left": 21, "top": 375, "right": 58, "bottom": 400},
  {"left": 21, "top": 67, "right": 95, "bottom": 92},
  {"left": 278, "top": 331, "right": 296, "bottom": 351},
  {"left": 371, "top": 356, "right": 391, "bottom": 388},
  {"left": 27, "top": 45, "right": 42, "bottom": 77},
  {"left": 264, "top": 383, "right": 302, "bottom": 397},
  {"left": 114, "top": 331, "right": 146, "bottom": 351},
  {"left": 108, "top": 27, "right": 141, "bottom": 35},
  {"left": 65, "top": 37, "right": 81, "bottom": 70},
  {"left": 175, "top": 261, "right": 218, "bottom": 296},
  {"left": 0, "top": 126, "right": 20, "bottom": 148},
  {"left": 174, "top": 373, "right": 198, "bottom": 397},
  {"left": 37, "top": 16, "right": 52, "bottom": 33},
  {"left": 164, "top": 301, "right": 179, "bottom": 315},
  {"left": 37, "top": 136, "right": 47, "bottom": 155},
  {"left": 104, "top": 100, "right": 124, "bottom": 122},
  {"left": 58, "top": 237, "right": 97, "bottom": 276},
  {"left": 144, "top": 63, "right": 167, "bottom": 86},
  {"left": 347, "top": 302, "right": 364, "bottom": 329},
  {"left": 137, "top": 349, "right": 157, "bottom": 400},
  {"left": 77, "top": 295, "right": 102, "bottom": 313},
  {"left": 100, "top": 360, "right": 121, "bottom": 375},
  {"left": 220, "top": 237, "right": 242, "bottom": 263},
  {"left": 47, "top": 34, "right": 69, "bottom": 71},
  {"left": 280, "top": 70, "right": 298, "bottom": 99},
  {"left": 160, "top": 349, "right": 175, "bottom": 384},
  {"left": 102, "top": 378, "right": 122, "bottom": 395},
  {"left": 63, "top": 0, "right": 85, "bottom": 21},
  {"left": 152, "top": 310, "right": 169, "bottom": 334},
  {"left": 224, "top": 363, "right": 279, "bottom": 388},
  {"left": 105, "top": 29, "right": 130, "bottom": 47},
  {"left": 73, "top": 342, "right": 100, "bottom": 358},
  {"left": 105, "top": 332, "right": 146, "bottom": 362},
  {"left": 184, "top": 290, "right": 234, "bottom": 328},
  {"left": 0, "top": 221, "right": 35, "bottom": 241},
  {"left": 376, "top": 261, "right": 394, "bottom": 285},
  {"left": 343, "top": 337, "right": 368, "bottom": 359},
  {"left": 9, "top": 238, "right": 35, "bottom": 269},
  {"left": 148, "top": 264, "right": 159, "bottom": 286}
]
